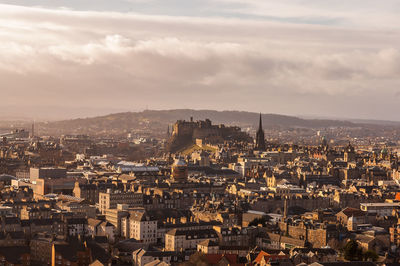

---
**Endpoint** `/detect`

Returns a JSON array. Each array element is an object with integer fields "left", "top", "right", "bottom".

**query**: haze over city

[
  {"left": 4, "top": 1, "right": 400, "bottom": 265},
  {"left": 1, "top": 1, "right": 400, "bottom": 120}
]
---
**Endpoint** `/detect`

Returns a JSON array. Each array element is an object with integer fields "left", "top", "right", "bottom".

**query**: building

[
  {"left": 197, "top": 239, "right": 219, "bottom": 254},
  {"left": 125, "top": 210, "right": 158, "bottom": 244},
  {"left": 165, "top": 229, "right": 218, "bottom": 251},
  {"left": 99, "top": 191, "right": 143, "bottom": 214},
  {"left": 0, "top": 246, "right": 30, "bottom": 265},
  {"left": 0, "top": 129, "right": 29, "bottom": 140},
  {"left": 20, "top": 206, "right": 52, "bottom": 220},
  {"left": 255, "top": 113, "right": 266, "bottom": 151},
  {"left": 52, "top": 240, "right": 92, "bottom": 266},
  {"left": 105, "top": 204, "right": 130, "bottom": 236},
  {"left": 34, "top": 177, "right": 76, "bottom": 196},
  {"left": 336, "top": 207, "right": 368, "bottom": 226},
  {"left": 360, "top": 202, "right": 400, "bottom": 216},
  {"left": 30, "top": 167, "right": 67, "bottom": 182},
  {"left": 87, "top": 218, "right": 115, "bottom": 243},
  {"left": 170, "top": 158, "right": 188, "bottom": 183},
  {"left": 167, "top": 118, "right": 250, "bottom": 152},
  {"left": 192, "top": 150, "right": 210, "bottom": 167},
  {"left": 132, "top": 247, "right": 187, "bottom": 266},
  {"left": 66, "top": 217, "right": 88, "bottom": 236},
  {"left": 73, "top": 181, "right": 117, "bottom": 205},
  {"left": 30, "top": 234, "right": 64, "bottom": 265}
]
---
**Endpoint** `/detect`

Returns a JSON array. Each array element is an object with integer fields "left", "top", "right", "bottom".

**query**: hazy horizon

[
  {"left": 2, "top": 108, "right": 400, "bottom": 125},
  {"left": 1, "top": 1, "right": 400, "bottom": 120}
]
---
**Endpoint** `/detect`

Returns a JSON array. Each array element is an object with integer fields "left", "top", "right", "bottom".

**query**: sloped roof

[
  {"left": 204, "top": 254, "right": 240, "bottom": 265},
  {"left": 338, "top": 207, "right": 366, "bottom": 217},
  {"left": 253, "top": 250, "right": 288, "bottom": 264},
  {"left": 198, "top": 239, "right": 219, "bottom": 247},
  {"left": 88, "top": 218, "right": 103, "bottom": 227},
  {"left": 87, "top": 241, "right": 112, "bottom": 265}
]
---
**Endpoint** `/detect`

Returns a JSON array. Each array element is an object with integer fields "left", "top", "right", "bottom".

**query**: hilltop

[{"left": 32, "top": 109, "right": 362, "bottom": 137}]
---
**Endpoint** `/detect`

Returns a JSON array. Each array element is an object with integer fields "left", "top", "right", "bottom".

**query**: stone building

[
  {"left": 123, "top": 210, "right": 158, "bottom": 244},
  {"left": 167, "top": 118, "right": 250, "bottom": 152},
  {"left": 170, "top": 158, "right": 188, "bottom": 183},
  {"left": 165, "top": 228, "right": 218, "bottom": 251},
  {"left": 99, "top": 191, "right": 143, "bottom": 214},
  {"left": 278, "top": 220, "right": 337, "bottom": 248}
]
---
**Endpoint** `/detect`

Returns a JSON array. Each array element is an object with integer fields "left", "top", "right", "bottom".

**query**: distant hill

[
  {"left": 348, "top": 119, "right": 400, "bottom": 126},
  {"left": 33, "top": 109, "right": 363, "bottom": 137}
]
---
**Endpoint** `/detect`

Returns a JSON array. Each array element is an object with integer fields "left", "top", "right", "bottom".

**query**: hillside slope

[{"left": 35, "top": 109, "right": 359, "bottom": 136}]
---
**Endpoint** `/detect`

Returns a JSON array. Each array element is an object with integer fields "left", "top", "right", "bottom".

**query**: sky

[{"left": 0, "top": 1, "right": 400, "bottom": 120}]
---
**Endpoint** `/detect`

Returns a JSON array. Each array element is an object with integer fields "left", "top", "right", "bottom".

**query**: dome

[
  {"left": 171, "top": 158, "right": 188, "bottom": 182},
  {"left": 0, "top": 174, "right": 16, "bottom": 181}
]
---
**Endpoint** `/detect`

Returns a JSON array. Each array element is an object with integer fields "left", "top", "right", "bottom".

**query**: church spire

[
  {"left": 31, "top": 121, "right": 35, "bottom": 139},
  {"left": 255, "top": 113, "right": 266, "bottom": 151}
]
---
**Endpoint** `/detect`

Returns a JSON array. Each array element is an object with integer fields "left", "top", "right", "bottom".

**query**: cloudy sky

[{"left": 0, "top": 1, "right": 400, "bottom": 120}]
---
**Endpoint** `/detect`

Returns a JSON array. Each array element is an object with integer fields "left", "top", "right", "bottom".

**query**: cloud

[
  {"left": 0, "top": 4, "right": 399, "bottom": 120},
  {"left": 213, "top": 0, "right": 400, "bottom": 29},
  {"left": 4, "top": 0, "right": 400, "bottom": 29}
]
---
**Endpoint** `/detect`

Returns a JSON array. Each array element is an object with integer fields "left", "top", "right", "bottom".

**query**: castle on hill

[{"left": 166, "top": 117, "right": 251, "bottom": 152}]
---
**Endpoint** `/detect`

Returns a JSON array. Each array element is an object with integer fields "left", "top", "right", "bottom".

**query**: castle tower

[{"left": 255, "top": 113, "right": 266, "bottom": 151}]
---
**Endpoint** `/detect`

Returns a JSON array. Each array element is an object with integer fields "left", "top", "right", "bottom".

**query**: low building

[
  {"left": 165, "top": 228, "right": 218, "bottom": 251},
  {"left": 88, "top": 218, "right": 116, "bottom": 243},
  {"left": 197, "top": 239, "right": 219, "bottom": 254}
]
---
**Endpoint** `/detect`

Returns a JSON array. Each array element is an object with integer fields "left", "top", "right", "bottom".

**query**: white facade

[{"left": 130, "top": 219, "right": 158, "bottom": 244}]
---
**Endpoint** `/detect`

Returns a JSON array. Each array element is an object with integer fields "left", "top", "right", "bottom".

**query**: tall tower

[
  {"left": 255, "top": 113, "right": 266, "bottom": 151},
  {"left": 166, "top": 125, "right": 170, "bottom": 138},
  {"left": 31, "top": 121, "right": 35, "bottom": 138},
  {"left": 344, "top": 141, "right": 355, "bottom": 162},
  {"left": 283, "top": 197, "right": 288, "bottom": 219}
]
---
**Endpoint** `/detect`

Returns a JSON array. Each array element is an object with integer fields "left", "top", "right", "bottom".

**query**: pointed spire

[
  {"left": 255, "top": 113, "right": 266, "bottom": 151},
  {"left": 166, "top": 124, "right": 172, "bottom": 139},
  {"left": 31, "top": 120, "right": 35, "bottom": 139}
]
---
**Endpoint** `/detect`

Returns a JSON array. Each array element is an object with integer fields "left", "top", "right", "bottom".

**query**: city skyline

[
  {"left": 0, "top": 1, "right": 400, "bottom": 120},
  {"left": 2, "top": 2, "right": 400, "bottom": 265}
]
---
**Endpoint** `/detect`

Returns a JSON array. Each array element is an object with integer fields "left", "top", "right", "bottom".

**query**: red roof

[
  {"left": 395, "top": 192, "right": 400, "bottom": 201},
  {"left": 254, "top": 251, "right": 288, "bottom": 264}
]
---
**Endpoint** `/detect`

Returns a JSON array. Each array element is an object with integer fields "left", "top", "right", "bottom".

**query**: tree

[
  {"left": 344, "top": 239, "right": 363, "bottom": 261},
  {"left": 248, "top": 215, "right": 271, "bottom": 226},
  {"left": 327, "top": 238, "right": 344, "bottom": 251},
  {"left": 363, "top": 250, "right": 379, "bottom": 262},
  {"left": 181, "top": 252, "right": 208, "bottom": 266}
]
